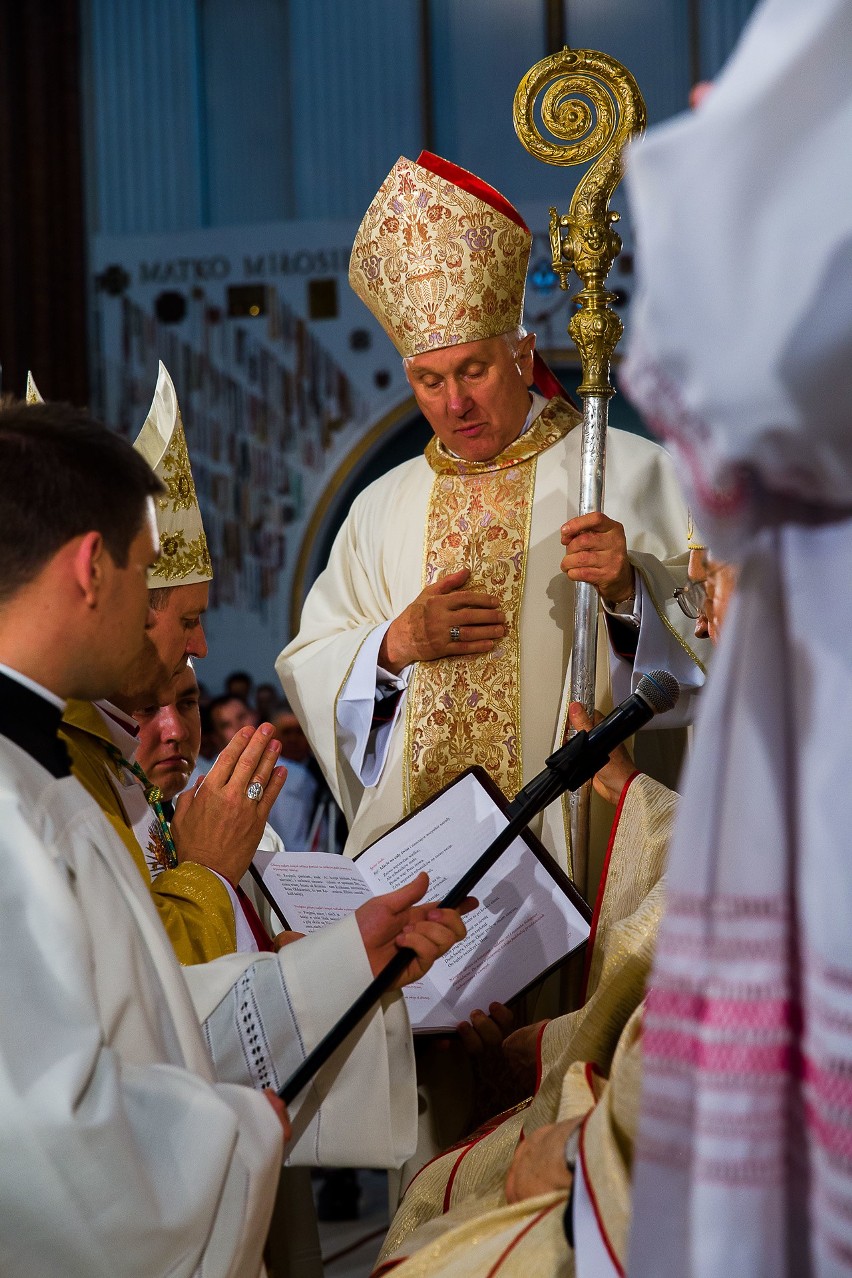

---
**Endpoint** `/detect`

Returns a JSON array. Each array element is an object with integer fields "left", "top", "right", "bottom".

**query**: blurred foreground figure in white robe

[{"left": 620, "top": 1, "right": 852, "bottom": 1274}]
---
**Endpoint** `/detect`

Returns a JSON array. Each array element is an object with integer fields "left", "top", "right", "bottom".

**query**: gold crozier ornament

[{"left": 513, "top": 47, "right": 646, "bottom": 894}]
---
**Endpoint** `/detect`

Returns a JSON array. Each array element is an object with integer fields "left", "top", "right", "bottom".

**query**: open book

[{"left": 259, "top": 767, "right": 591, "bottom": 1033}]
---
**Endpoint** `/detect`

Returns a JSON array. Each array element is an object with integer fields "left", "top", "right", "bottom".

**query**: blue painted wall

[{"left": 83, "top": 0, "right": 760, "bottom": 234}]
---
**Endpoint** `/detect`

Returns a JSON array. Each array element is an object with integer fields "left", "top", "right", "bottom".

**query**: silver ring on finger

[
  {"left": 246, "top": 780, "right": 264, "bottom": 802},
  {"left": 449, "top": 625, "right": 461, "bottom": 643}
]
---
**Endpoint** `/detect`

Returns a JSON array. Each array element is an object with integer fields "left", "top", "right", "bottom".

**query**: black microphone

[{"left": 510, "top": 670, "right": 680, "bottom": 813}]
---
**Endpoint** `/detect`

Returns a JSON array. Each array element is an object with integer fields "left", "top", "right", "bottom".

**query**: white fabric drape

[{"left": 622, "top": 0, "right": 852, "bottom": 1273}]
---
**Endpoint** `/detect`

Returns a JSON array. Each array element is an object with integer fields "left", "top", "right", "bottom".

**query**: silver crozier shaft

[{"left": 568, "top": 395, "right": 607, "bottom": 896}]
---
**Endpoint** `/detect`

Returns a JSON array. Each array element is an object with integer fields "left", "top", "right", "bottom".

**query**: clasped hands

[{"left": 171, "top": 722, "right": 287, "bottom": 883}]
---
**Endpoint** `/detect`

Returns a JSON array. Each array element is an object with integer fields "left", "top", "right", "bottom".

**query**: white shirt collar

[
  {"left": 94, "top": 700, "right": 140, "bottom": 757},
  {"left": 0, "top": 663, "right": 66, "bottom": 712},
  {"left": 520, "top": 391, "right": 548, "bottom": 437}
]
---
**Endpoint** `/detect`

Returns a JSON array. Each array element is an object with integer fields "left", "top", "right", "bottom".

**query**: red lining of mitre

[{"left": 416, "top": 151, "right": 529, "bottom": 233}]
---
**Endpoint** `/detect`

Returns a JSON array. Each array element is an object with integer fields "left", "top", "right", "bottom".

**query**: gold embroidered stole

[{"left": 403, "top": 399, "right": 576, "bottom": 813}]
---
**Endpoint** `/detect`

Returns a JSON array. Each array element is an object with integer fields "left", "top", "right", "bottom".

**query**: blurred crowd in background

[{"left": 196, "top": 671, "right": 344, "bottom": 855}]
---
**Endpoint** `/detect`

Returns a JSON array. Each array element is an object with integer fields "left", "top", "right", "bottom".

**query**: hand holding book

[
  {"left": 354, "top": 870, "right": 477, "bottom": 987},
  {"left": 263, "top": 768, "right": 591, "bottom": 1034}
]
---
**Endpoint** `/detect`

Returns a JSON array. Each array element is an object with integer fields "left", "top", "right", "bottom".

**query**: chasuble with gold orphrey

[
  {"left": 405, "top": 402, "right": 575, "bottom": 811},
  {"left": 278, "top": 397, "right": 700, "bottom": 889}
]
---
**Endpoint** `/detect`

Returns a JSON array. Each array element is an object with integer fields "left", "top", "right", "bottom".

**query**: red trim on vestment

[
  {"left": 400, "top": 1097, "right": 533, "bottom": 1201},
  {"left": 485, "top": 1200, "right": 565, "bottom": 1277},
  {"left": 235, "top": 885, "right": 275, "bottom": 952},
  {"left": 534, "top": 1019, "right": 551, "bottom": 1093},
  {"left": 577, "top": 1117, "right": 625, "bottom": 1276},
  {"left": 442, "top": 1123, "right": 499, "bottom": 1213},
  {"left": 370, "top": 1260, "right": 405, "bottom": 1277},
  {"left": 399, "top": 1144, "right": 450, "bottom": 1201},
  {"left": 416, "top": 151, "right": 529, "bottom": 232},
  {"left": 581, "top": 771, "right": 641, "bottom": 1001}
]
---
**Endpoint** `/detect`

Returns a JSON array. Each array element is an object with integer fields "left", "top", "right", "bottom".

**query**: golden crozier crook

[{"left": 513, "top": 45, "right": 646, "bottom": 894}]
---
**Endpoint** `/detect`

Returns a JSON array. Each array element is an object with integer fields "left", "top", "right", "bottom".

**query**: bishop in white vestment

[{"left": 278, "top": 152, "right": 707, "bottom": 889}]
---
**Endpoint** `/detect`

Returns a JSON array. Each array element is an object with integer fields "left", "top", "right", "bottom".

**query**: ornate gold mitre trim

[
  {"left": 404, "top": 399, "right": 578, "bottom": 813},
  {"left": 133, "top": 361, "right": 212, "bottom": 588},
  {"left": 26, "top": 371, "right": 44, "bottom": 404},
  {"left": 349, "top": 153, "right": 531, "bottom": 357}
]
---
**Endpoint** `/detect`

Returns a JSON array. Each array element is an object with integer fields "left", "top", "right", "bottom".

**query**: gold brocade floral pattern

[
  {"left": 154, "top": 414, "right": 213, "bottom": 580},
  {"left": 134, "top": 365, "right": 213, "bottom": 588},
  {"left": 349, "top": 155, "right": 530, "bottom": 357},
  {"left": 160, "top": 413, "right": 197, "bottom": 512},
  {"left": 403, "top": 401, "right": 578, "bottom": 812},
  {"left": 158, "top": 530, "right": 213, "bottom": 583}
]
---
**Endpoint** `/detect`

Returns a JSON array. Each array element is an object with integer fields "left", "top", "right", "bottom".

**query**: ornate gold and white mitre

[
  {"left": 349, "top": 150, "right": 532, "bottom": 356},
  {"left": 133, "top": 361, "right": 212, "bottom": 588},
  {"left": 26, "top": 371, "right": 44, "bottom": 404}
]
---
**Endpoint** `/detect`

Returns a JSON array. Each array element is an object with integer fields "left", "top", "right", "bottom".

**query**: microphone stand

[{"left": 279, "top": 727, "right": 608, "bottom": 1105}]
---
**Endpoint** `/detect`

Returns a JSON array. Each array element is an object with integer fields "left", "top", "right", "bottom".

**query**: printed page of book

[
  {"left": 261, "top": 851, "right": 375, "bottom": 931},
  {"left": 356, "top": 770, "right": 591, "bottom": 1032},
  {"left": 260, "top": 848, "right": 449, "bottom": 1016}
]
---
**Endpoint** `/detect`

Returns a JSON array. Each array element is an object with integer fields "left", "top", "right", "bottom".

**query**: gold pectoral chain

[{"left": 105, "top": 744, "right": 178, "bottom": 870}]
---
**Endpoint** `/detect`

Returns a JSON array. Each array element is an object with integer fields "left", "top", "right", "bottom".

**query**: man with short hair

[
  {"left": 209, "top": 692, "right": 257, "bottom": 751},
  {"left": 278, "top": 152, "right": 708, "bottom": 893},
  {"left": 0, "top": 398, "right": 471, "bottom": 1274},
  {"left": 0, "top": 399, "right": 284, "bottom": 1272},
  {"left": 57, "top": 363, "right": 282, "bottom": 962},
  {"left": 134, "top": 662, "right": 203, "bottom": 854},
  {"left": 135, "top": 662, "right": 292, "bottom": 952},
  {"left": 226, "top": 669, "right": 253, "bottom": 704}
]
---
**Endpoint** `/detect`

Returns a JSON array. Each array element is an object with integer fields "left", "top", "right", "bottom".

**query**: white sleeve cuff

[
  {"left": 337, "top": 622, "right": 411, "bottom": 788},
  {"left": 602, "top": 592, "right": 642, "bottom": 628},
  {"left": 609, "top": 571, "right": 705, "bottom": 725},
  {"left": 574, "top": 1143, "right": 621, "bottom": 1278}
]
